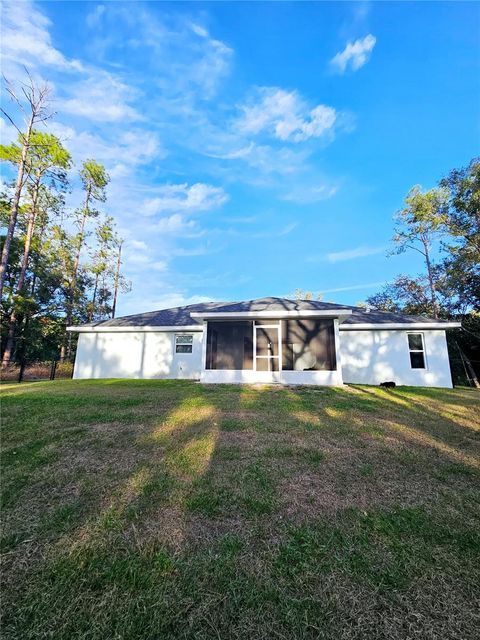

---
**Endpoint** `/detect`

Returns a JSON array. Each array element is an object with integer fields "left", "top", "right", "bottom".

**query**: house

[{"left": 68, "top": 297, "right": 461, "bottom": 387}]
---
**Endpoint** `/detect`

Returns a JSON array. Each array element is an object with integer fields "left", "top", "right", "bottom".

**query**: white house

[{"left": 68, "top": 297, "right": 461, "bottom": 388}]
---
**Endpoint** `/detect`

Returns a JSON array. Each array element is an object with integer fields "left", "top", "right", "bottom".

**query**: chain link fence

[{"left": 1, "top": 360, "right": 74, "bottom": 383}]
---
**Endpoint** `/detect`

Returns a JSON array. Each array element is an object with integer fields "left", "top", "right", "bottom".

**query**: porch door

[{"left": 254, "top": 324, "right": 281, "bottom": 372}]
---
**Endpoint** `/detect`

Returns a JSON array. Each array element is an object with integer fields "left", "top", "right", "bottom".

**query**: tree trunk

[
  {"left": 30, "top": 219, "right": 47, "bottom": 299},
  {"left": 423, "top": 237, "right": 438, "bottom": 319},
  {"left": 2, "top": 180, "right": 40, "bottom": 368},
  {"left": 0, "top": 113, "right": 35, "bottom": 299},
  {"left": 2, "top": 316, "right": 17, "bottom": 367},
  {"left": 112, "top": 241, "right": 123, "bottom": 318},
  {"left": 63, "top": 187, "right": 92, "bottom": 360},
  {"left": 89, "top": 273, "right": 99, "bottom": 322}
]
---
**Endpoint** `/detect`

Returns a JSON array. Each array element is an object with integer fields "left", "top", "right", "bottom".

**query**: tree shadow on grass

[
  {"left": 1, "top": 380, "right": 479, "bottom": 640},
  {"left": 347, "top": 384, "right": 479, "bottom": 468}
]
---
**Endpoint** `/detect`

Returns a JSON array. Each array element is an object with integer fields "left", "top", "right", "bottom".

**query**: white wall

[
  {"left": 200, "top": 369, "right": 343, "bottom": 385},
  {"left": 339, "top": 329, "right": 453, "bottom": 388},
  {"left": 73, "top": 331, "right": 203, "bottom": 380},
  {"left": 73, "top": 326, "right": 453, "bottom": 388}
]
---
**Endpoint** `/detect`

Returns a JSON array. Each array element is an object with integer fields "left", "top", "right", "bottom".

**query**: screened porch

[{"left": 205, "top": 318, "right": 337, "bottom": 373}]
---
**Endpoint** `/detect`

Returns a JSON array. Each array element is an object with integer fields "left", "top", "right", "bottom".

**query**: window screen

[
  {"left": 206, "top": 322, "right": 253, "bottom": 370},
  {"left": 408, "top": 333, "right": 426, "bottom": 369},
  {"left": 175, "top": 334, "right": 193, "bottom": 354},
  {"left": 281, "top": 319, "right": 336, "bottom": 371}
]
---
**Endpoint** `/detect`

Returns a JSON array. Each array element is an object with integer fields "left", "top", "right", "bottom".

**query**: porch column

[
  {"left": 200, "top": 320, "right": 208, "bottom": 380},
  {"left": 333, "top": 318, "right": 344, "bottom": 384}
]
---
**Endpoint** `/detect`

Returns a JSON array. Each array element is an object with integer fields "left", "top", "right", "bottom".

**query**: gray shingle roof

[
  {"left": 78, "top": 297, "right": 451, "bottom": 329},
  {"left": 341, "top": 307, "right": 449, "bottom": 325}
]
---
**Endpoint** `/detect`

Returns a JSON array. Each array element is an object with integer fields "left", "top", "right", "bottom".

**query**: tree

[
  {"left": 440, "top": 157, "right": 480, "bottom": 257},
  {"left": 366, "top": 274, "right": 443, "bottom": 316},
  {"left": 1, "top": 133, "right": 71, "bottom": 366},
  {"left": 0, "top": 78, "right": 132, "bottom": 366},
  {"left": 0, "top": 75, "right": 51, "bottom": 298},
  {"left": 292, "top": 289, "right": 323, "bottom": 301},
  {"left": 367, "top": 159, "right": 480, "bottom": 383},
  {"left": 87, "top": 216, "right": 115, "bottom": 322},
  {"left": 111, "top": 237, "right": 123, "bottom": 319},
  {"left": 438, "top": 158, "right": 480, "bottom": 314},
  {"left": 62, "top": 160, "right": 109, "bottom": 358},
  {"left": 391, "top": 186, "right": 448, "bottom": 318}
]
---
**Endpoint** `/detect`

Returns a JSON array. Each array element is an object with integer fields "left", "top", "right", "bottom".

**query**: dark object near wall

[
  {"left": 380, "top": 381, "right": 396, "bottom": 388},
  {"left": 281, "top": 319, "right": 336, "bottom": 371}
]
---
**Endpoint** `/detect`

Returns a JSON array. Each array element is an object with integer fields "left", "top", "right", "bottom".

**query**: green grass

[{"left": 1, "top": 379, "right": 479, "bottom": 639}]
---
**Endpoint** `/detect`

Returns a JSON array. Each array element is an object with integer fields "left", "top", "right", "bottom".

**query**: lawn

[{"left": 1, "top": 380, "right": 479, "bottom": 640}]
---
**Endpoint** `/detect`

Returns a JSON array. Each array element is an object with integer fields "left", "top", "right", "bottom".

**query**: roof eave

[
  {"left": 340, "top": 322, "right": 462, "bottom": 330},
  {"left": 67, "top": 325, "right": 202, "bottom": 333}
]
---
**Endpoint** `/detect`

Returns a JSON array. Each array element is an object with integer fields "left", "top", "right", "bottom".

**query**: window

[
  {"left": 175, "top": 334, "right": 193, "bottom": 354},
  {"left": 281, "top": 319, "right": 337, "bottom": 371},
  {"left": 206, "top": 322, "right": 253, "bottom": 370},
  {"left": 408, "top": 333, "right": 426, "bottom": 369}
]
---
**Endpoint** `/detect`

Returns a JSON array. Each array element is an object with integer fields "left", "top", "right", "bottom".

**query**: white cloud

[
  {"left": 189, "top": 37, "right": 233, "bottom": 98},
  {"left": 0, "top": 116, "right": 17, "bottom": 144},
  {"left": 205, "top": 140, "right": 310, "bottom": 180},
  {"left": 189, "top": 23, "right": 209, "bottom": 39},
  {"left": 205, "top": 143, "right": 255, "bottom": 160},
  {"left": 127, "top": 252, "right": 150, "bottom": 266},
  {"left": 1, "top": 0, "right": 83, "bottom": 72},
  {"left": 120, "top": 292, "right": 214, "bottom": 316},
  {"left": 171, "top": 245, "right": 218, "bottom": 257},
  {"left": 1, "top": 2, "right": 142, "bottom": 130},
  {"left": 282, "top": 183, "right": 339, "bottom": 204},
  {"left": 48, "top": 123, "right": 163, "bottom": 172},
  {"left": 319, "top": 281, "right": 385, "bottom": 294},
  {"left": 86, "top": 4, "right": 106, "bottom": 29},
  {"left": 330, "top": 34, "right": 376, "bottom": 73},
  {"left": 129, "top": 240, "right": 148, "bottom": 251},
  {"left": 236, "top": 88, "right": 337, "bottom": 142},
  {"left": 244, "top": 144, "right": 309, "bottom": 174},
  {"left": 324, "top": 245, "right": 386, "bottom": 263},
  {"left": 59, "top": 72, "right": 140, "bottom": 122},
  {"left": 87, "top": 5, "right": 233, "bottom": 101},
  {"left": 252, "top": 223, "right": 297, "bottom": 238},
  {"left": 151, "top": 260, "right": 168, "bottom": 272},
  {"left": 0, "top": 0, "right": 234, "bottom": 319},
  {"left": 143, "top": 183, "right": 228, "bottom": 216},
  {"left": 154, "top": 214, "right": 197, "bottom": 236}
]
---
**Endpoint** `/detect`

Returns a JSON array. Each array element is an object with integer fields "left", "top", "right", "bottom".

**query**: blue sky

[{"left": 1, "top": 1, "right": 479, "bottom": 315}]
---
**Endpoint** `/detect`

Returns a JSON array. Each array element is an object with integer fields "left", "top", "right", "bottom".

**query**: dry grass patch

[{"left": 1, "top": 380, "right": 479, "bottom": 640}]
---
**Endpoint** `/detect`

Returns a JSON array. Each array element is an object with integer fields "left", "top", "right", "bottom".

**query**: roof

[
  {"left": 341, "top": 306, "right": 454, "bottom": 325},
  {"left": 69, "top": 297, "right": 460, "bottom": 331}
]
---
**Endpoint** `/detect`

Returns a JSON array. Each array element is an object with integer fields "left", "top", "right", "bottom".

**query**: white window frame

[
  {"left": 175, "top": 334, "right": 193, "bottom": 354},
  {"left": 407, "top": 332, "right": 427, "bottom": 370}
]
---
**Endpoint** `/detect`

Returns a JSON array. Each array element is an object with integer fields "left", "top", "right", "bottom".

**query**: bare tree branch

[{"left": 0, "top": 72, "right": 53, "bottom": 300}]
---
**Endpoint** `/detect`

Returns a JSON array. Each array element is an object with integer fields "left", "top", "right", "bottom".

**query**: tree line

[
  {"left": 1, "top": 75, "right": 130, "bottom": 367},
  {"left": 365, "top": 158, "right": 479, "bottom": 382},
  {"left": 366, "top": 159, "right": 479, "bottom": 320},
  {"left": 294, "top": 158, "right": 479, "bottom": 382}
]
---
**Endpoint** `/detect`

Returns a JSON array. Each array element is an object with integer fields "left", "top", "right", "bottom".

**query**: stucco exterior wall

[
  {"left": 73, "top": 331, "right": 203, "bottom": 380},
  {"left": 72, "top": 326, "right": 454, "bottom": 388},
  {"left": 200, "top": 369, "right": 343, "bottom": 385},
  {"left": 339, "top": 329, "right": 453, "bottom": 388}
]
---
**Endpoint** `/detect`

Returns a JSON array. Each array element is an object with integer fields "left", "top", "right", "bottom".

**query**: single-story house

[{"left": 68, "top": 297, "right": 461, "bottom": 387}]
